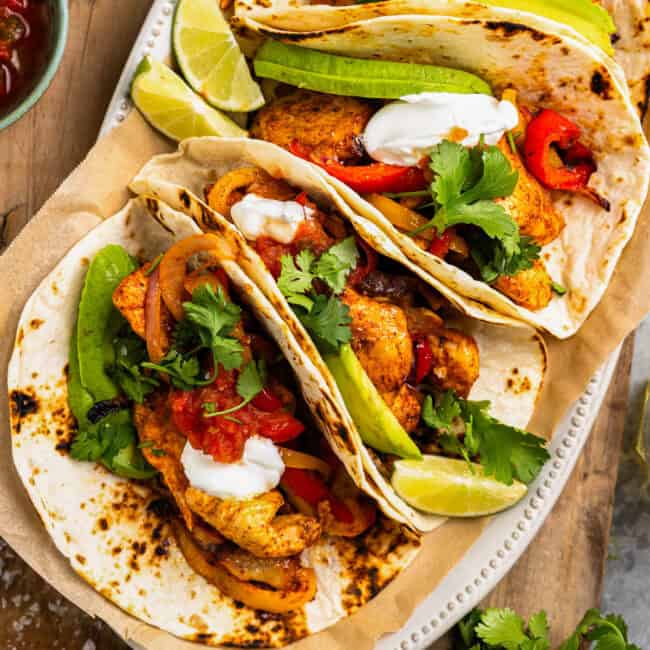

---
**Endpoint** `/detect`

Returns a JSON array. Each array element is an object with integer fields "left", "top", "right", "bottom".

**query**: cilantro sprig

[
  {"left": 422, "top": 390, "right": 549, "bottom": 486},
  {"left": 142, "top": 284, "right": 244, "bottom": 389},
  {"left": 454, "top": 607, "right": 639, "bottom": 650},
  {"left": 202, "top": 360, "right": 266, "bottom": 417},
  {"left": 411, "top": 140, "right": 542, "bottom": 282},
  {"left": 277, "top": 237, "right": 358, "bottom": 353}
]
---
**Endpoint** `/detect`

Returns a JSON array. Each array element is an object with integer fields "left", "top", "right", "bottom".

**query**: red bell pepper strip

[
  {"left": 289, "top": 139, "right": 428, "bottom": 195},
  {"left": 428, "top": 228, "right": 455, "bottom": 259},
  {"left": 281, "top": 468, "right": 353, "bottom": 523},
  {"left": 251, "top": 387, "right": 284, "bottom": 412},
  {"left": 523, "top": 109, "right": 596, "bottom": 191},
  {"left": 348, "top": 236, "right": 378, "bottom": 287},
  {"left": 414, "top": 337, "right": 434, "bottom": 385},
  {"left": 257, "top": 411, "right": 304, "bottom": 443}
]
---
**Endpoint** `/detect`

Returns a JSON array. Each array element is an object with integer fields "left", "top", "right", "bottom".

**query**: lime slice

[
  {"left": 254, "top": 41, "right": 492, "bottom": 99},
  {"left": 392, "top": 456, "right": 527, "bottom": 517},
  {"left": 173, "top": 0, "right": 264, "bottom": 112},
  {"left": 131, "top": 56, "right": 247, "bottom": 141}
]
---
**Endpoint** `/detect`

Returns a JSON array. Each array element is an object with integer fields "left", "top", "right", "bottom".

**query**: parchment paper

[{"left": 0, "top": 110, "right": 648, "bottom": 649}]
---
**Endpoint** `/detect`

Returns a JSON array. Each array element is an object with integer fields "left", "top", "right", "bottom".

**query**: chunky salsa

[{"left": 0, "top": 0, "right": 52, "bottom": 114}]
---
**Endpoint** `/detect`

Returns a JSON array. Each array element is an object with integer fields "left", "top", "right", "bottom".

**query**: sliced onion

[
  {"left": 173, "top": 521, "right": 317, "bottom": 613},
  {"left": 144, "top": 266, "right": 165, "bottom": 363},
  {"left": 279, "top": 448, "right": 332, "bottom": 479},
  {"left": 159, "top": 234, "right": 221, "bottom": 321},
  {"left": 217, "top": 547, "right": 299, "bottom": 590}
]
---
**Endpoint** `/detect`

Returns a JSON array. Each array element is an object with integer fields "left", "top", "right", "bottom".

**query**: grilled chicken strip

[
  {"left": 427, "top": 327, "right": 480, "bottom": 399},
  {"left": 494, "top": 260, "right": 553, "bottom": 312},
  {"left": 497, "top": 139, "right": 565, "bottom": 246},
  {"left": 136, "top": 403, "right": 196, "bottom": 531},
  {"left": 185, "top": 487, "right": 321, "bottom": 558},
  {"left": 251, "top": 90, "right": 373, "bottom": 162}
]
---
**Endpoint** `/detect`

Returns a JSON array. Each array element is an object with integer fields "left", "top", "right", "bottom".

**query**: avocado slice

[
  {"left": 480, "top": 0, "right": 616, "bottom": 56},
  {"left": 324, "top": 344, "right": 422, "bottom": 460},
  {"left": 254, "top": 41, "right": 493, "bottom": 99}
]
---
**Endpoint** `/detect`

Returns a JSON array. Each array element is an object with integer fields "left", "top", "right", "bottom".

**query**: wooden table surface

[{"left": 0, "top": 2, "right": 635, "bottom": 647}]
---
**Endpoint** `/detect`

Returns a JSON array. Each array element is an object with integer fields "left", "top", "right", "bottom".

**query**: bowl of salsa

[{"left": 0, "top": 0, "right": 68, "bottom": 130}]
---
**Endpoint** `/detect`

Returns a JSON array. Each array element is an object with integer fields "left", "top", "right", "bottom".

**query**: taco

[
  {"left": 221, "top": 20, "right": 649, "bottom": 338},
  {"left": 7, "top": 196, "right": 424, "bottom": 647},
  {"left": 233, "top": 0, "right": 649, "bottom": 118},
  {"left": 131, "top": 137, "right": 549, "bottom": 532}
]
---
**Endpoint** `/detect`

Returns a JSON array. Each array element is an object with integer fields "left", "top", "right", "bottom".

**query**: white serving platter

[{"left": 100, "top": 2, "right": 622, "bottom": 647}]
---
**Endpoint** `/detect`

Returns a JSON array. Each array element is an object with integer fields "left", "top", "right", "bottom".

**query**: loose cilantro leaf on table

[
  {"left": 422, "top": 390, "right": 549, "bottom": 486},
  {"left": 276, "top": 238, "right": 358, "bottom": 353},
  {"left": 454, "top": 607, "right": 638, "bottom": 650}
]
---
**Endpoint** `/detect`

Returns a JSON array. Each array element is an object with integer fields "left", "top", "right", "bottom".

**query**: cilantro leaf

[
  {"left": 421, "top": 391, "right": 549, "bottom": 486},
  {"left": 71, "top": 419, "right": 156, "bottom": 480},
  {"left": 461, "top": 145, "right": 520, "bottom": 204},
  {"left": 559, "top": 609, "right": 637, "bottom": 650},
  {"left": 312, "top": 237, "right": 359, "bottom": 293},
  {"left": 296, "top": 294, "right": 352, "bottom": 353},
  {"left": 527, "top": 612, "right": 550, "bottom": 640},
  {"left": 414, "top": 140, "right": 541, "bottom": 283},
  {"left": 203, "top": 360, "right": 266, "bottom": 417},
  {"left": 183, "top": 284, "right": 244, "bottom": 371},
  {"left": 470, "top": 233, "right": 541, "bottom": 284},
  {"left": 422, "top": 392, "right": 461, "bottom": 431},
  {"left": 476, "top": 609, "right": 529, "bottom": 650},
  {"left": 277, "top": 252, "right": 316, "bottom": 309},
  {"left": 455, "top": 609, "right": 484, "bottom": 649},
  {"left": 142, "top": 350, "right": 208, "bottom": 391}
]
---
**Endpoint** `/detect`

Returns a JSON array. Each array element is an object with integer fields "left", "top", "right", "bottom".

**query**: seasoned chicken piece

[
  {"left": 112, "top": 264, "right": 174, "bottom": 354},
  {"left": 497, "top": 138, "right": 565, "bottom": 246},
  {"left": 343, "top": 288, "right": 413, "bottom": 395},
  {"left": 382, "top": 385, "right": 421, "bottom": 433},
  {"left": 136, "top": 403, "right": 195, "bottom": 530},
  {"left": 251, "top": 90, "right": 373, "bottom": 162},
  {"left": 428, "top": 327, "right": 480, "bottom": 399},
  {"left": 494, "top": 260, "right": 553, "bottom": 311},
  {"left": 185, "top": 487, "right": 321, "bottom": 558}
]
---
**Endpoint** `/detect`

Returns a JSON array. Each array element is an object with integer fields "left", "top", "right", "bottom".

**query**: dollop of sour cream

[
  {"left": 230, "top": 193, "right": 314, "bottom": 244},
  {"left": 181, "top": 436, "right": 285, "bottom": 500},
  {"left": 363, "top": 92, "right": 519, "bottom": 167}
]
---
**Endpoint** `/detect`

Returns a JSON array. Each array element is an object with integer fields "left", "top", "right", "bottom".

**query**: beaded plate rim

[{"left": 100, "top": 4, "right": 622, "bottom": 647}]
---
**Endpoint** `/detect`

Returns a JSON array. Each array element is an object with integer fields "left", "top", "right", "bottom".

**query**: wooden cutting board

[{"left": 0, "top": 2, "right": 635, "bottom": 648}]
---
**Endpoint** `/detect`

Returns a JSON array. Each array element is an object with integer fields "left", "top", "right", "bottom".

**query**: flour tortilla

[
  {"left": 232, "top": 15, "right": 650, "bottom": 338},
  {"left": 234, "top": 0, "right": 648, "bottom": 118},
  {"left": 131, "top": 137, "right": 547, "bottom": 532},
  {"left": 7, "top": 196, "right": 422, "bottom": 647}
]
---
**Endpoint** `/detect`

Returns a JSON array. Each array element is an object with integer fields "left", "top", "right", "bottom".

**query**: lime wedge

[
  {"left": 173, "top": 0, "right": 264, "bottom": 112},
  {"left": 392, "top": 456, "right": 527, "bottom": 517},
  {"left": 254, "top": 41, "right": 492, "bottom": 99},
  {"left": 131, "top": 56, "right": 247, "bottom": 141}
]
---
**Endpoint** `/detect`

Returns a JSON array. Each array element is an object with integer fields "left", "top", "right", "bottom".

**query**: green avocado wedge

[
  {"left": 254, "top": 40, "right": 492, "bottom": 99},
  {"left": 324, "top": 344, "right": 422, "bottom": 460},
  {"left": 480, "top": 0, "right": 615, "bottom": 56}
]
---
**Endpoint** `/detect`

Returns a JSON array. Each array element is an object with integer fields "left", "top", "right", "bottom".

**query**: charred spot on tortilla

[
  {"left": 179, "top": 189, "right": 192, "bottom": 209},
  {"left": 98, "top": 517, "right": 109, "bottom": 531},
  {"left": 29, "top": 318, "right": 44, "bottom": 330},
  {"left": 55, "top": 440, "right": 72, "bottom": 453},
  {"left": 591, "top": 70, "right": 613, "bottom": 100},
  {"left": 10, "top": 389, "right": 38, "bottom": 423},
  {"left": 148, "top": 496, "right": 179, "bottom": 520}
]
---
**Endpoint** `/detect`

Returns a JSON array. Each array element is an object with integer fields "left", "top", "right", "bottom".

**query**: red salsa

[
  {"left": 170, "top": 369, "right": 304, "bottom": 463},
  {"left": 0, "top": 0, "right": 52, "bottom": 114}
]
